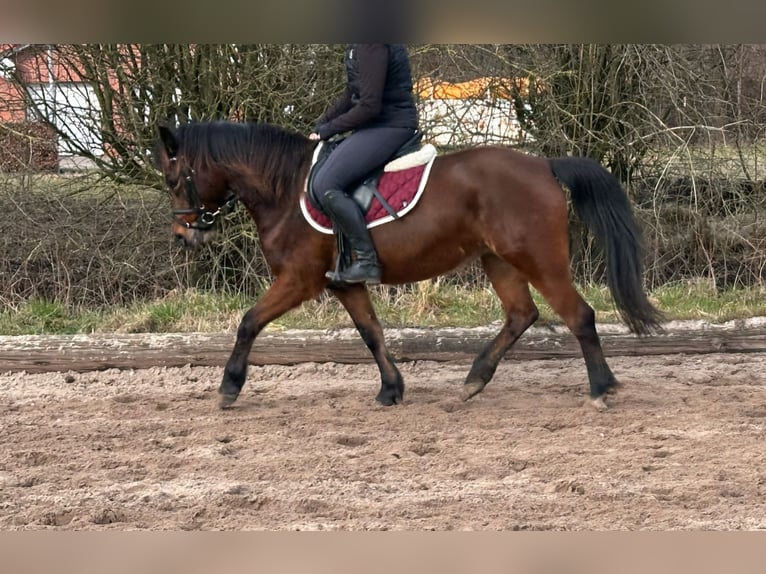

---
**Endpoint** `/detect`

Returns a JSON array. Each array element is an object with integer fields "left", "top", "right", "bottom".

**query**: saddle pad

[{"left": 301, "top": 155, "right": 436, "bottom": 235}]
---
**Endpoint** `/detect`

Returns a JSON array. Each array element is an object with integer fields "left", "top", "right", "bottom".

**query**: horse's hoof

[
  {"left": 218, "top": 393, "right": 239, "bottom": 410},
  {"left": 461, "top": 382, "right": 485, "bottom": 402},
  {"left": 375, "top": 389, "right": 403, "bottom": 406},
  {"left": 605, "top": 379, "right": 623, "bottom": 394},
  {"left": 375, "top": 395, "right": 403, "bottom": 407},
  {"left": 588, "top": 396, "right": 609, "bottom": 412}
]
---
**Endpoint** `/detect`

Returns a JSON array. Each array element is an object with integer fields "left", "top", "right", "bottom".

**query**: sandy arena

[{"left": 2, "top": 338, "right": 766, "bottom": 531}]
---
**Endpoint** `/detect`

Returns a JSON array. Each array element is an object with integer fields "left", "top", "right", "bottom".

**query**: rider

[{"left": 310, "top": 44, "right": 420, "bottom": 285}]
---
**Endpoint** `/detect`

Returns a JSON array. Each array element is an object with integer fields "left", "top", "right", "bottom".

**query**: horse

[{"left": 153, "top": 120, "right": 663, "bottom": 411}]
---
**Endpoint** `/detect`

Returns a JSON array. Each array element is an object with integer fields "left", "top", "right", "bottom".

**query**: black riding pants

[{"left": 312, "top": 126, "right": 415, "bottom": 200}]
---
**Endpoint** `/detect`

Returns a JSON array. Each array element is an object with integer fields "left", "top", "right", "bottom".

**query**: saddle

[{"left": 307, "top": 130, "right": 426, "bottom": 218}]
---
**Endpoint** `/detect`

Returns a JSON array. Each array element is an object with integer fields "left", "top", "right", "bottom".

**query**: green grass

[
  {"left": 653, "top": 280, "right": 766, "bottom": 321},
  {"left": 0, "top": 299, "right": 101, "bottom": 336},
  {"left": 1, "top": 279, "right": 764, "bottom": 336}
]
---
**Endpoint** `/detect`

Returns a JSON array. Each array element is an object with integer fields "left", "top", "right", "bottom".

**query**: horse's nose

[{"left": 172, "top": 221, "right": 194, "bottom": 248}]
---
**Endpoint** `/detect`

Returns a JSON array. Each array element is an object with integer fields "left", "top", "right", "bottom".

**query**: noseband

[{"left": 169, "top": 157, "right": 238, "bottom": 230}]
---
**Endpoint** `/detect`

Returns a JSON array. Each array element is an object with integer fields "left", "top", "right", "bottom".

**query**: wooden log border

[{"left": 2, "top": 318, "right": 765, "bottom": 373}]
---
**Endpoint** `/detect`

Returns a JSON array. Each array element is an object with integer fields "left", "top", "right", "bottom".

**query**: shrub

[{"left": 0, "top": 122, "right": 58, "bottom": 172}]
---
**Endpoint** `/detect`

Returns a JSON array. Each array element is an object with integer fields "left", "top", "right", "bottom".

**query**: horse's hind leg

[
  {"left": 330, "top": 284, "right": 404, "bottom": 405},
  {"left": 462, "top": 254, "right": 539, "bottom": 401},
  {"left": 530, "top": 269, "right": 618, "bottom": 410}
]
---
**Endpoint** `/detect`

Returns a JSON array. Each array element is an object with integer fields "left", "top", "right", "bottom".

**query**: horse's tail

[{"left": 549, "top": 156, "right": 664, "bottom": 335}]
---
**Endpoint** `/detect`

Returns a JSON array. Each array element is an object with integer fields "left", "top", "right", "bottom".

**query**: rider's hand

[{"left": 308, "top": 132, "right": 321, "bottom": 141}]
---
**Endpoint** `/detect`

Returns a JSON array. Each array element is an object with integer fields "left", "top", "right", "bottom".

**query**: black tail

[{"left": 549, "top": 156, "right": 664, "bottom": 335}]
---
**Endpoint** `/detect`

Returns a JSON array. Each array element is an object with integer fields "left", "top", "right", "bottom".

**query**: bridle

[{"left": 169, "top": 157, "right": 238, "bottom": 230}]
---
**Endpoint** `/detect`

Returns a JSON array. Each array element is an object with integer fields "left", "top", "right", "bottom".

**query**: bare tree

[{"left": 3, "top": 44, "right": 765, "bottom": 309}]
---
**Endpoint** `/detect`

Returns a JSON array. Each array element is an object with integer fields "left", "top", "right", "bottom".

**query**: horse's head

[{"left": 154, "top": 124, "right": 237, "bottom": 248}]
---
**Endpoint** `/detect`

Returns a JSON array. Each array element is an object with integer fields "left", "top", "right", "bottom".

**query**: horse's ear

[{"left": 157, "top": 124, "right": 178, "bottom": 158}]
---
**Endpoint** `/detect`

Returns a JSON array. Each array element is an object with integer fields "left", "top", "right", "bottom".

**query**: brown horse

[{"left": 154, "top": 121, "right": 663, "bottom": 411}]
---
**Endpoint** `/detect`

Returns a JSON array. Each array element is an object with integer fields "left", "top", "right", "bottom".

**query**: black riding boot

[{"left": 321, "top": 188, "right": 381, "bottom": 285}]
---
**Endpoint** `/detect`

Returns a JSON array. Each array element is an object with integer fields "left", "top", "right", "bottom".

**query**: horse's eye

[{"left": 165, "top": 176, "right": 179, "bottom": 191}]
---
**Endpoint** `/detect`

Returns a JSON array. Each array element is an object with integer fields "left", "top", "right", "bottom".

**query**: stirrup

[
  {"left": 325, "top": 261, "right": 381, "bottom": 285},
  {"left": 324, "top": 269, "right": 381, "bottom": 285}
]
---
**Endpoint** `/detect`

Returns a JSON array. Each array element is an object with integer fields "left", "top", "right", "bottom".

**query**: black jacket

[{"left": 315, "top": 44, "right": 419, "bottom": 140}]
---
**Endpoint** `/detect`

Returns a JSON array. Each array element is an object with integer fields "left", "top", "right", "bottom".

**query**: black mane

[{"left": 172, "top": 121, "right": 313, "bottom": 201}]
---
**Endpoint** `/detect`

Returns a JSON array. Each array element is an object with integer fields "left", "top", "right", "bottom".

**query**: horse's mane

[{"left": 173, "top": 121, "right": 313, "bottom": 202}]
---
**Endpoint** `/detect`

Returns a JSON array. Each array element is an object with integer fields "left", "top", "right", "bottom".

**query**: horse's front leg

[
  {"left": 219, "top": 276, "right": 317, "bottom": 409},
  {"left": 330, "top": 284, "right": 404, "bottom": 405}
]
